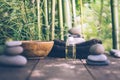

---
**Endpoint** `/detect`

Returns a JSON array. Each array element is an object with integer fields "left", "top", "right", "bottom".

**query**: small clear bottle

[{"left": 65, "top": 35, "right": 76, "bottom": 59}]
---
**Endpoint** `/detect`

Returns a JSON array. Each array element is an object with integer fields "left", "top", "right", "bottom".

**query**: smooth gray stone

[
  {"left": 5, "top": 46, "right": 23, "bottom": 55},
  {"left": 86, "top": 59, "right": 110, "bottom": 66},
  {"left": 0, "top": 55, "right": 27, "bottom": 67},
  {"left": 87, "top": 54, "right": 107, "bottom": 61},
  {"left": 110, "top": 49, "right": 120, "bottom": 58},
  {"left": 5, "top": 41, "right": 22, "bottom": 47},
  {"left": 68, "top": 26, "right": 81, "bottom": 35},
  {"left": 0, "top": 45, "right": 5, "bottom": 54},
  {"left": 74, "top": 37, "right": 85, "bottom": 44},
  {"left": 89, "top": 44, "right": 105, "bottom": 55}
]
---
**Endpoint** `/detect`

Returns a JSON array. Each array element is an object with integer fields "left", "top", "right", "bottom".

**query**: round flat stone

[
  {"left": 0, "top": 45, "right": 5, "bottom": 54},
  {"left": 68, "top": 26, "right": 81, "bottom": 35},
  {"left": 0, "top": 55, "right": 27, "bottom": 67},
  {"left": 5, "top": 46, "right": 23, "bottom": 55},
  {"left": 87, "top": 54, "right": 107, "bottom": 61},
  {"left": 5, "top": 41, "right": 22, "bottom": 47},
  {"left": 89, "top": 44, "right": 105, "bottom": 55},
  {"left": 110, "top": 49, "right": 120, "bottom": 58},
  {"left": 74, "top": 38, "right": 85, "bottom": 44},
  {"left": 114, "top": 52, "right": 120, "bottom": 57},
  {"left": 86, "top": 59, "right": 110, "bottom": 66}
]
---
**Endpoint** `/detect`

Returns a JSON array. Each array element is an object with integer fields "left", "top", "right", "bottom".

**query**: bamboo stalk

[
  {"left": 72, "top": 0, "right": 77, "bottom": 27},
  {"left": 47, "top": 0, "right": 51, "bottom": 25},
  {"left": 110, "top": 0, "right": 120, "bottom": 49},
  {"left": 62, "top": 0, "right": 72, "bottom": 29},
  {"left": 37, "top": 0, "right": 41, "bottom": 40},
  {"left": 51, "top": 0, "right": 56, "bottom": 40},
  {"left": 58, "top": 0, "right": 64, "bottom": 40},
  {"left": 80, "top": 0, "right": 83, "bottom": 35},
  {"left": 97, "top": 0, "right": 103, "bottom": 36},
  {"left": 43, "top": 0, "right": 49, "bottom": 40},
  {"left": 23, "top": 0, "right": 28, "bottom": 24}
]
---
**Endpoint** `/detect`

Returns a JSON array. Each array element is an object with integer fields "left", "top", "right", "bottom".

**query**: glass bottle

[{"left": 65, "top": 35, "right": 76, "bottom": 59}]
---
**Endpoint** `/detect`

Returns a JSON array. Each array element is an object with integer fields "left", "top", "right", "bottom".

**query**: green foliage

[
  {"left": 79, "top": 0, "right": 112, "bottom": 50},
  {"left": 0, "top": 0, "right": 69, "bottom": 44},
  {"left": 0, "top": 0, "right": 39, "bottom": 44},
  {"left": 0, "top": 0, "right": 116, "bottom": 51}
]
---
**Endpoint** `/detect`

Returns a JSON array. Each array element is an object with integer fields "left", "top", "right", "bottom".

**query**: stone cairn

[
  {"left": 68, "top": 26, "right": 110, "bottom": 66},
  {"left": 87, "top": 44, "right": 110, "bottom": 66},
  {"left": 0, "top": 41, "right": 27, "bottom": 67}
]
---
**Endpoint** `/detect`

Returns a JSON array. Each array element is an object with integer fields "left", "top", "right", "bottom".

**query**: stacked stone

[
  {"left": 110, "top": 49, "right": 120, "bottom": 58},
  {"left": 0, "top": 41, "right": 27, "bottom": 67},
  {"left": 86, "top": 44, "right": 110, "bottom": 66},
  {"left": 68, "top": 26, "right": 85, "bottom": 44},
  {"left": 69, "top": 27, "right": 110, "bottom": 66}
]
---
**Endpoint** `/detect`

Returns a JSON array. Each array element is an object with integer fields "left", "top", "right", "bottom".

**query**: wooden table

[{"left": 0, "top": 56, "right": 120, "bottom": 80}]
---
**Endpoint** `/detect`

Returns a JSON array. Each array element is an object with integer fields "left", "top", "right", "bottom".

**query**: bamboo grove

[
  {"left": 0, "top": 0, "right": 75, "bottom": 43},
  {"left": 0, "top": 0, "right": 119, "bottom": 50}
]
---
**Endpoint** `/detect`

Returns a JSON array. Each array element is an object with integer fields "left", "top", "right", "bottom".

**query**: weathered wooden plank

[
  {"left": 82, "top": 56, "right": 120, "bottom": 80},
  {"left": 29, "top": 58, "right": 93, "bottom": 80},
  {"left": 0, "top": 59, "right": 39, "bottom": 80}
]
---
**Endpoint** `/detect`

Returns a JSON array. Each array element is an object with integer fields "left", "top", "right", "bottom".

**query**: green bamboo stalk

[
  {"left": 43, "top": 0, "right": 49, "bottom": 40},
  {"left": 47, "top": 0, "right": 51, "bottom": 25},
  {"left": 22, "top": 0, "right": 28, "bottom": 24},
  {"left": 31, "top": 1, "right": 36, "bottom": 40},
  {"left": 72, "top": 0, "right": 77, "bottom": 27},
  {"left": 58, "top": 0, "right": 64, "bottom": 40},
  {"left": 80, "top": 0, "right": 83, "bottom": 35},
  {"left": 97, "top": 0, "right": 103, "bottom": 35},
  {"left": 62, "top": 0, "right": 72, "bottom": 30},
  {"left": 37, "top": 0, "right": 41, "bottom": 40},
  {"left": 110, "top": 0, "right": 120, "bottom": 49},
  {"left": 51, "top": 0, "right": 56, "bottom": 40}
]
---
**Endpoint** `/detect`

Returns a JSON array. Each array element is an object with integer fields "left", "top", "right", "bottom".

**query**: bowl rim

[
  {"left": 22, "top": 40, "right": 54, "bottom": 43},
  {"left": 21, "top": 40, "right": 54, "bottom": 57}
]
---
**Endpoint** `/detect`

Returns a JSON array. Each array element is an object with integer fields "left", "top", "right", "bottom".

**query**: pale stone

[
  {"left": 89, "top": 44, "right": 105, "bottom": 55},
  {"left": 87, "top": 54, "right": 107, "bottom": 61},
  {"left": 5, "top": 41, "right": 22, "bottom": 47},
  {"left": 110, "top": 49, "right": 120, "bottom": 57},
  {"left": 114, "top": 52, "right": 120, "bottom": 57},
  {"left": 69, "top": 26, "right": 81, "bottom": 35},
  {"left": 0, "top": 55, "right": 27, "bottom": 66},
  {"left": 5, "top": 46, "right": 23, "bottom": 55},
  {"left": 0, "top": 45, "right": 5, "bottom": 54},
  {"left": 74, "top": 37, "right": 85, "bottom": 44}
]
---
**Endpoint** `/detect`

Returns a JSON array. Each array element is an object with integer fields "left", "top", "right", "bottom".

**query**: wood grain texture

[
  {"left": 29, "top": 58, "right": 93, "bottom": 80},
  {"left": 1, "top": 56, "right": 120, "bottom": 80},
  {"left": 0, "top": 59, "right": 39, "bottom": 80},
  {"left": 82, "top": 56, "right": 120, "bottom": 80}
]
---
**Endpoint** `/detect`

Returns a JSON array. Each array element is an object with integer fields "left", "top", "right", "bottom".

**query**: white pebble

[
  {"left": 5, "top": 46, "right": 23, "bottom": 55},
  {"left": 5, "top": 41, "right": 22, "bottom": 47},
  {"left": 74, "top": 38, "right": 85, "bottom": 44},
  {"left": 87, "top": 54, "right": 107, "bottom": 61},
  {"left": 0, "top": 55, "right": 27, "bottom": 66}
]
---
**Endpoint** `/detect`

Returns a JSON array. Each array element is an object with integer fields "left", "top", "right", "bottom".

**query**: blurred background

[{"left": 0, "top": 0, "right": 120, "bottom": 51}]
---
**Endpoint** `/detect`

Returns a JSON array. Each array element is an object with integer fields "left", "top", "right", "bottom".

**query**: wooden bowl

[{"left": 21, "top": 41, "right": 54, "bottom": 57}]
